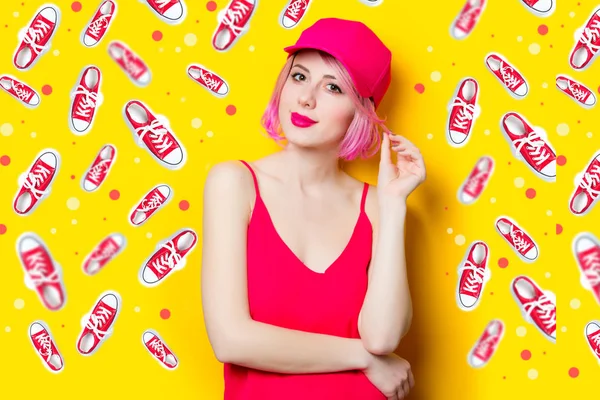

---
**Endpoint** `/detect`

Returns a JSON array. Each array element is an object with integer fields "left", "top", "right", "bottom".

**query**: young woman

[{"left": 201, "top": 17, "right": 426, "bottom": 400}]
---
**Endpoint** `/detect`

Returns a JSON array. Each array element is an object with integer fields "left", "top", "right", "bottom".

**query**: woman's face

[{"left": 278, "top": 50, "right": 356, "bottom": 152}]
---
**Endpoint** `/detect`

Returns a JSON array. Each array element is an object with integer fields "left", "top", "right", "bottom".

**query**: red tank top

[{"left": 222, "top": 160, "right": 386, "bottom": 400}]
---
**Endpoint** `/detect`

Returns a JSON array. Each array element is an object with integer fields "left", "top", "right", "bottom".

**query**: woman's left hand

[{"left": 377, "top": 132, "right": 426, "bottom": 204}]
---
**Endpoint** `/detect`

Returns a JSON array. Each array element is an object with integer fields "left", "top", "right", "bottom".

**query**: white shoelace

[
  {"left": 197, "top": 69, "right": 222, "bottom": 91},
  {"left": 220, "top": 1, "right": 251, "bottom": 35},
  {"left": 592, "top": 332, "right": 600, "bottom": 355},
  {"left": 578, "top": 164, "right": 600, "bottom": 200},
  {"left": 508, "top": 226, "right": 530, "bottom": 253},
  {"left": 121, "top": 51, "right": 145, "bottom": 78},
  {"left": 155, "top": 0, "right": 172, "bottom": 9},
  {"left": 73, "top": 85, "right": 100, "bottom": 119},
  {"left": 474, "top": 333, "right": 497, "bottom": 358},
  {"left": 498, "top": 62, "right": 522, "bottom": 89},
  {"left": 25, "top": 250, "right": 59, "bottom": 286},
  {"left": 286, "top": 0, "right": 308, "bottom": 21},
  {"left": 135, "top": 119, "right": 174, "bottom": 155},
  {"left": 88, "top": 14, "right": 111, "bottom": 38},
  {"left": 456, "top": 5, "right": 480, "bottom": 30},
  {"left": 150, "top": 338, "right": 167, "bottom": 361},
  {"left": 451, "top": 97, "right": 476, "bottom": 130},
  {"left": 138, "top": 191, "right": 165, "bottom": 213},
  {"left": 23, "top": 19, "right": 51, "bottom": 55},
  {"left": 460, "top": 260, "right": 485, "bottom": 294},
  {"left": 23, "top": 164, "right": 52, "bottom": 200},
  {"left": 87, "top": 159, "right": 110, "bottom": 184},
  {"left": 85, "top": 306, "right": 113, "bottom": 340},
  {"left": 523, "top": 294, "right": 556, "bottom": 330},
  {"left": 512, "top": 130, "right": 550, "bottom": 167},
  {"left": 152, "top": 240, "right": 183, "bottom": 276},
  {"left": 90, "top": 239, "right": 120, "bottom": 263},
  {"left": 568, "top": 82, "right": 589, "bottom": 102},
  {"left": 36, "top": 333, "right": 53, "bottom": 361},
  {"left": 578, "top": 20, "right": 600, "bottom": 55},
  {"left": 11, "top": 81, "right": 32, "bottom": 101},
  {"left": 583, "top": 249, "right": 600, "bottom": 286}
]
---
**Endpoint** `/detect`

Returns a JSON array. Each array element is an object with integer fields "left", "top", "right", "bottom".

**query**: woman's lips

[{"left": 291, "top": 112, "right": 317, "bottom": 128}]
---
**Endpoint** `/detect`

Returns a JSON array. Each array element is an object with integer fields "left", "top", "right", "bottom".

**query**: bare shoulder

[
  {"left": 204, "top": 160, "right": 255, "bottom": 216},
  {"left": 363, "top": 183, "right": 379, "bottom": 230}
]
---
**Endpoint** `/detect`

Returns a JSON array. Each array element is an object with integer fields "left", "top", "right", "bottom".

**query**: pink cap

[{"left": 284, "top": 18, "right": 392, "bottom": 109}]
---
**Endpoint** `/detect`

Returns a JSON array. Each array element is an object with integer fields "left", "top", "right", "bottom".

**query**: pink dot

[
  {"left": 0, "top": 224, "right": 6, "bottom": 235},
  {"left": 109, "top": 190, "right": 120, "bottom": 200},
  {"left": 414, "top": 83, "right": 425, "bottom": 94},
  {"left": 207, "top": 1, "right": 217, "bottom": 11},
  {"left": 179, "top": 200, "right": 190, "bottom": 211},
  {"left": 526, "top": 188, "right": 536, "bottom": 199},
  {"left": 160, "top": 309, "right": 171, "bottom": 319},
  {"left": 557, "top": 155, "right": 567, "bottom": 166},
  {"left": 226, "top": 105, "right": 237, "bottom": 115},
  {"left": 569, "top": 367, "right": 579, "bottom": 378},
  {"left": 70, "top": 175, "right": 75, "bottom": 180},
  {"left": 538, "top": 24, "right": 548, "bottom": 35},
  {"left": 521, "top": 350, "right": 531, "bottom": 360},
  {"left": 0, "top": 155, "right": 10, "bottom": 166},
  {"left": 71, "top": 1, "right": 82, "bottom": 12},
  {"left": 42, "top": 85, "right": 52, "bottom": 95},
  {"left": 152, "top": 30, "right": 163, "bottom": 41},
  {"left": 498, "top": 258, "right": 509, "bottom": 268},
  {"left": 556, "top": 224, "right": 563, "bottom": 235},
  {"left": 597, "top": 86, "right": 600, "bottom": 94}
]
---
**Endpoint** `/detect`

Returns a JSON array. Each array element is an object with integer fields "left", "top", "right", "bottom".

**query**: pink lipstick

[{"left": 291, "top": 112, "right": 317, "bottom": 128}]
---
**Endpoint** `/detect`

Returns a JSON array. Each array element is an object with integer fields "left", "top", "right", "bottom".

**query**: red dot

[
  {"left": 71, "top": 1, "right": 82, "bottom": 12},
  {"left": 0, "top": 155, "right": 10, "bottom": 166},
  {"left": 109, "top": 190, "right": 120, "bottom": 200},
  {"left": 557, "top": 155, "right": 567, "bottom": 166},
  {"left": 42, "top": 85, "right": 52, "bottom": 95},
  {"left": 226, "top": 105, "right": 237, "bottom": 115},
  {"left": 569, "top": 367, "right": 579, "bottom": 378},
  {"left": 70, "top": 175, "right": 75, "bottom": 180},
  {"left": 207, "top": 1, "right": 217, "bottom": 11},
  {"left": 498, "top": 258, "right": 509, "bottom": 268},
  {"left": 160, "top": 309, "right": 171, "bottom": 319},
  {"left": 538, "top": 24, "right": 548, "bottom": 35},
  {"left": 179, "top": 200, "right": 190, "bottom": 211},
  {"left": 526, "top": 188, "right": 536, "bottom": 199},
  {"left": 556, "top": 224, "right": 563, "bottom": 235},
  {"left": 521, "top": 350, "right": 532, "bottom": 360},
  {"left": 414, "top": 83, "right": 425, "bottom": 94},
  {"left": 0, "top": 224, "right": 7, "bottom": 235},
  {"left": 152, "top": 30, "right": 163, "bottom": 41},
  {"left": 597, "top": 86, "right": 600, "bottom": 94}
]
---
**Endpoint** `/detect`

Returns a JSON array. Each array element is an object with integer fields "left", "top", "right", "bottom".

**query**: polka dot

[
  {"left": 109, "top": 190, "right": 120, "bottom": 200},
  {"left": 0, "top": 155, "right": 10, "bottom": 166},
  {"left": 50, "top": 228, "right": 56, "bottom": 234},
  {"left": 545, "top": 272, "right": 551, "bottom": 278},
  {"left": 498, "top": 258, "right": 509, "bottom": 268},
  {"left": 226, "top": 105, "right": 237, "bottom": 115},
  {"left": 587, "top": 132, "right": 593, "bottom": 138},
  {"left": 207, "top": 1, "right": 217, "bottom": 11},
  {"left": 0, "top": 224, "right": 6, "bottom": 235},
  {"left": 427, "top": 133, "right": 433, "bottom": 140},
  {"left": 42, "top": 85, "right": 52, "bottom": 95},
  {"left": 152, "top": 30, "right": 163, "bottom": 41},
  {"left": 191, "top": 118, "right": 202, "bottom": 129},
  {"left": 249, "top": 45, "right": 255, "bottom": 52},
  {"left": 528, "top": 369, "right": 538, "bottom": 379},
  {"left": 134, "top": 306, "right": 140, "bottom": 312},
  {"left": 569, "top": 367, "right": 579, "bottom": 378},
  {"left": 30, "top": 132, "right": 36, "bottom": 138},
  {"left": 447, "top": 228, "right": 453, "bottom": 234},
  {"left": 4, "top": 326, "right": 10, "bottom": 333},
  {"left": 517, "top": 36, "right": 523, "bottom": 42},
  {"left": 66, "top": 197, "right": 80, "bottom": 210},
  {"left": 529, "top": 43, "right": 541, "bottom": 55},
  {"left": 514, "top": 177, "right": 525, "bottom": 188},
  {"left": 71, "top": 2, "right": 82, "bottom": 12},
  {"left": 427, "top": 46, "right": 433, "bottom": 52},
  {"left": 134, "top": 157, "right": 140, "bottom": 164},
  {"left": 521, "top": 350, "right": 532, "bottom": 360},
  {"left": 561, "top": 326, "right": 568, "bottom": 332},
  {"left": 542, "top": 82, "right": 548, "bottom": 89},
  {"left": 175, "top": 47, "right": 181, "bottom": 53},
  {"left": 516, "top": 326, "right": 527, "bottom": 337},
  {"left": 569, "top": 11, "right": 576, "bottom": 18},
  {"left": 14, "top": 298, "right": 25, "bottom": 309},
  {"left": 526, "top": 188, "right": 536, "bottom": 199},
  {"left": 53, "top": 49, "right": 59, "bottom": 56},
  {"left": 430, "top": 71, "right": 442, "bottom": 82},
  {"left": 484, "top": 129, "right": 490, "bottom": 135},
  {"left": 556, "top": 224, "right": 563, "bottom": 235},
  {"left": 538, "top": 25, "right": 548, "bottom": 35},
  {"left": 414, "top": 83, "right": 425, "bottom": 94},
  {"left": 206, "top": 130, "right": 214, "bottom": 138},
  {"left": 557, "top": 123, "right": 570, "bottom": 136},
  {"left": 160, "top": 309, "right": 171, "bottom": 319},
  {"left": 455, "top": 234, "right": 466, "bottom": 246},
  {"left": 71, "top": 219, "right": 77, "bottom": 225},
  {"left": 184, "top": 33, "right": 197, "bottom": 46},
  {"left": 13, "top": 11, "right": 19, "bottom": 17},
  {"left": 1, "top": 123, "right": 14, "bottom": 136},
  {"left": 570, "top": 298, "right": 581, "bottom": 309},
  {"left": 179, "top": 200, "right": 190, "bottom": 211},
  {"left": 490, "top": 197, "right": 496, "bottom": 203},
  {"left": 146, "top": 232, "right": 152, "bottom": 239},
  {"left": 556, "top": 155, "right": 567, "bottom": 166}
]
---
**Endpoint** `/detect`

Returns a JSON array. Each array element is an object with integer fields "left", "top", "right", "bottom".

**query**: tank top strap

[
  {"left": 360, "top": 182, "right": 369, "bottom": 213},
  {"left": 239, "top": 160, "right": 261, "bottom": 198}
]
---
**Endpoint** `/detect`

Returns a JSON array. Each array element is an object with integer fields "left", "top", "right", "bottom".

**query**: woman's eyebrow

[{"left": 292, "top": 64, "right": 337, "bottom": 80}]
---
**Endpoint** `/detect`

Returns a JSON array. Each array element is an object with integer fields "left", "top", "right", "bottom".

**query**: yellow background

[{"left": 1, "top": 0, "right": 599, "bottom": 398}]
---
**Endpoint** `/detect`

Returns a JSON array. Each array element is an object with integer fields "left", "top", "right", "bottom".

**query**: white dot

[
  {"left": 529, "top": 43, "right": 541, "bottom": 55},
  {"left": 557, "top": 123, "right": 570, "bottom": 136},
  {"left": 427, "top": 46, "right": 433, "bottom": 52},
  {"left": 455, "top": 234, "right": 466, "bottom": 246},
  {"left": 14, "top": 299, "right": 25, "bottom": 309},
  {"left": 249, "top": 45, "right": 255, "bottom": 52},
  {"left": 13, "top": 11, "right": 19, "bottom": 17},
  {"left": 191, "top": 118, "right": 202, "bottom": 129},
  {"left": 159, "top": 48, "right": 164, "bottom": 53},
  {"left": 514, "top": 177, "right": 525, "bottom": 188},
  {"left": 134, "top": 157, "right": 140, "bottom": 164},
  {"left": 517, "top": 36, "right": 523, "bottom": 42},
  {"left": 1, "top": 123, "right": 14, "bottom": 136},
  {"left": 134, "top": 306, "right": 141, "bottom": 312},
  {"left": 490, "top": 197, "right": 497, "bottom": 203},
  {"left": 53, "top": 49, "right": 60, "bottom": 56},
  {"left": 30, "top": 132, "right": 36, "bottom": 138},
  {"left": 175, "top": 47, "right": 181, "bottom": 53},
  {"left": 587, "top": 132, "right": 593, "bottom": 138},
  {"left": 4, "top": 326, "right": 10, "bottom": 333},
  {"left": 546, "top": 210, "right": 552, "bottom": 216},
  {"left": 484, "top": 129, "right": 490, "bottom": 135},
  {"left": 206, "top": 130, "right": 214, "bottom": 138},
  {"left": 146, "top": 232, "right": 152, "bottom": 239},
  {"left": 528, "top": 369, "right": 538, "bottom": 380},
  {"left": 516, "top": 326, "right": 527, "bottom": 337},
  {"left": 430, "top": 71, "right": 442, "bottom": 82},
  {"left": 427, "top": 133, "right": 433, "bottom": 140},
  {"left": 71, "top": 219, "right": 77, "bottom": 225},
  {"left": 570, "top": 298, "right": 581, "bottom": 309},
  {"left": 447, "top": 228, "right": 453, "bottom": 234},
  {"left": 561, "top": 326, "right": 568, "bottom": 332},
  {"left": 181, "top": 97, "right": 186, "bottom": 102},
  {"left": 542, "top": 82, "right": 548, "bottom": 89},
  {"left": 184, "top": 33, "right": 197, "bottom": 46},
  {"left": 66, "top": 197, "right": 80, "bottom": 211},
  {"left": 545, "top": 272, "right": 551, "bottom": 278},
  {"left": 569, "top": 11, "right": 576, "bottom": 18},
  {"left": 50, "top": 228, "right": 57, "bottom": 234}
]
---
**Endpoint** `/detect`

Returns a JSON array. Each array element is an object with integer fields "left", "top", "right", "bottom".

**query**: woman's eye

[
  {"left": 292, "top": 72, "right": 305, "bottom": 81},
  {"left": 327, "top": 84, "right": 342, "bottom": 93}
]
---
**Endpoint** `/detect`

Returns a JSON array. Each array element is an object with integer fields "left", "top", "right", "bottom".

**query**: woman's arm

[{"left": 201, "top": 161, "right": 374, "bottom": 374}]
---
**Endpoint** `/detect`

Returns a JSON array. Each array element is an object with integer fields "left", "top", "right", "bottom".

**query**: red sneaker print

[
  {"left": 450, "top": 0, "right": 486, "bottom": 40},
  {"left": 81, "top": 1, "right": 116, "bottom": 47},
  {"left": 485, "top": 53, "right": 528, "bottom": 98},
  {"left": 82, "top": 233, "right": 126, "bottom": 276},
  {"left": 585, "top": 321, "right": 600, "bottom": 361},
  {"left": 447, "top": 77, "right": 481, "bottom": 147},
  {"left": 467, "top": 319, "right": 504, "bottom": 368},
  {"left": 573, "top": 232, "right": 600, "bottom": 305},
  {"left": 16, "top": 232, "right": 66, "bottom": 311},
  {"left": 569, "top": 7, "right": 600, "bottom": 71},
  {"left": 69, "top": 65, "right": 104, "bottom": 135},
  {"left": 456, "top": 241, "right": 490, "bottom": 311},
  {"left": 569, "top": 151, "right": 600, "bottom": 216},
  {"left": 77, "top": 291, "right": 121, "bottom": 355},
  {"left": 129, "top": 184, "right": 172, "bottom": 227},
  {"left": 495, "top": 216, "right": 539, "bottom": 262},
  {"left": 212, "top": 0, "right": 257, "bottom": 52},
  {"left": 123, "top": 100, "right": 186, "bottom": 169},
  {"left": 458, "top": 156, "right": 494, "bottom": 205},
  {"left": 511, "top": 276, "right": 556, "bottom": 343},
  {"left": 139, "top": 229, "right": 198, "bottom": 287},
  {"left": 13, "top": 4, "right": 60, "bottom": 70},
  {"left": 29, "top": 321, "right": 64, "bottom": 373},
  {"left": 143, "top": 330, "right": 179, "bottom": 369},
  {"left": 187, "top": 64, "right": 230, "bottom": 97},
  {"left": 81, "top": 144, "right": 116, "bottom": 192},
  {"left": 0, "top": 74, "right": 40, "bottom": 108},
  {"left": 108, "top": 41, "right": 151, "bottom": 86},
  {"left": 519, "top": 0, "right": 554, "bottom": 16},
  {"left": 556, "top": 74, "right": 596, "bottom": 108},
  {"left": 280, "top": 0, "right": 311, "bottom": 29},
  {"left": 143, "top": 0, "right": 186, "bottom": 24},
  {"left": 500, "top": 112, "right": 556, "bottom": 181},
  {"left": 13, "top": 149, "right": 60, "bottom": 216}
]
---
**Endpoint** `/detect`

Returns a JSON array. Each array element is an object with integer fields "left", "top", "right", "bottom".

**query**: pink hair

[{"left": 261, "top": 50, "right": 391, "bottom": 161}]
